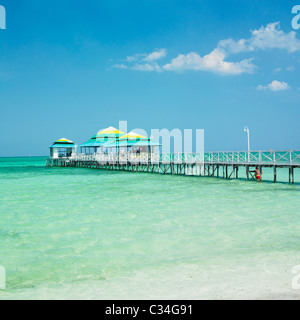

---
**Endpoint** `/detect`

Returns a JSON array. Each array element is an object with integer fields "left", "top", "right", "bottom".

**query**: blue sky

[{"left": 0, "top": 0, "right": 300, "bottom": 156}]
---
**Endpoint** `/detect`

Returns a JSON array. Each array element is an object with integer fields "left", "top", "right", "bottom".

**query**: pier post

[
  {"left": 274, "top": 166, "right": 277, "bottom": 183},
  {"left": 291, "top": 167, "right": 295, "bottom": 184}
]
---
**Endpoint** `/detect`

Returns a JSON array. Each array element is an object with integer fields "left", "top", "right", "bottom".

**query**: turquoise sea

[{"left": 0, "top": 157, "right": 300, "bottom": 300}]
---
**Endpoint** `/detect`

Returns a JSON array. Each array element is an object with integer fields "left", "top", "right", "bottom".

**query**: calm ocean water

[{"left": 0, "top": 157, "right": 300, "bottom": 299}]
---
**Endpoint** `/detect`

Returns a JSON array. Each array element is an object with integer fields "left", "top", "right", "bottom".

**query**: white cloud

[
  {"left": 114, "top": 49, "right": 166, "bottom": 71},
  {"left": 219, "top": 22, "right": 300, "bottom": 54},
  {"left": 218, "top": 38, "right": 250, "bottom": 54},
  {"left": 274, "top": 66, "right": 295, "bottom": 73},
  {"left": 257, "top": 80, "right": 290, "bottom": 91},
  {"left": 144, "top": 49, "right": 167, "bottom": 62},
  {"left": 163, "top": 49, "right": 256, "bottom": 75},
  {"left": 113, "top": 63, "right": 129, "bottom": 69},
  {"left": 286, "top": 66, "right": 295, "bottom": 71},
  {"left": 126, "top": 53, "right": 145, "bottom": 62},
  {"left": 132, "top": 63, "right": 161, "bottom": 72},
  {"left": 274, "top": 67, "right": 282, "bottom": 73},
  {"left": 250, "top": 23, "right": 300, "bottom": 52}
]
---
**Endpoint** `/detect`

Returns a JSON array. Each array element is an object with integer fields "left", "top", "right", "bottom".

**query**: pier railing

[
  {"left": 55, "top": 150, "right": 300, "bottom": 166},
  {"left": 204, "top": 151, "right": 300, "bottom": 165},
  {"left": 69, "top": 153, "right": 204, "bottom": 164},
  {"left": 71, "top": 153, "right": 161, "bottom": 163}
]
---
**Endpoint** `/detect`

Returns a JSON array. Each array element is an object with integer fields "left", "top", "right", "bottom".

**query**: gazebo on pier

[
  {"left": 78, "top": 133, "right": 101, "bottom": 154},
  {"left": 103, "top": 131, "right": 161, "bottom": 154},
  {"left": 79, "top": 126, "right": 125, "bottom": 154},
  {"left": 49, "top": 138, "right": 76, "bottom": 159}
]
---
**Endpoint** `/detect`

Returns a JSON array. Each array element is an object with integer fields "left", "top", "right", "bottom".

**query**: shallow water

[{"left": 0, "top": 157, "right": 299, "bottom": 299}]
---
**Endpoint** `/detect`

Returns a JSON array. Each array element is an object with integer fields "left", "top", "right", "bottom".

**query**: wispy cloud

[
  {"left": 126, "top": 53, "right": 146, "bottom": 62},
  {"left": 274, "top": 66, "right": 295, "bottom": 73},
  {"left": 144, "top": 49, "right": 167, "bottom": 62},
  {"left": 113, "top": 63, "right": 129, "bottom": 69},
  {"left": 132, "top": 63, "right": 161, "bottom": 72},
  {"left": 257, "top": 80, "right": 290, "bottom": 91},
  {"left": 114, "top": 49, "right": 167, "bottom": 71},
  {"left": 286, "top": 66, "right": 295, "bottom": 72}
]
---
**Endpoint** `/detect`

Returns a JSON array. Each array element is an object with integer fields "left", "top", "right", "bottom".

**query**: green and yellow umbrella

[
  {"left": 118, "top": 131, "right": 147, "bottom": 140},
  {"left": 50, "top": 138, "right": 75, "bottom": 148}
]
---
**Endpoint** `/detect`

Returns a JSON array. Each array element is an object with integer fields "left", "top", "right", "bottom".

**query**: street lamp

[{"left": 244, "top": 127, "right": 250, "bottom": 162}]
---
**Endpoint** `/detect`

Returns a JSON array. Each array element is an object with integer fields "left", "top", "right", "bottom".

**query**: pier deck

[{"left": 46, "top": 150, "right": 300, "bottom": 184}]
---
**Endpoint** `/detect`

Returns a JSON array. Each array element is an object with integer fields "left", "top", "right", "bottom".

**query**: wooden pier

[{"left": 46, "top": 150, "right": 300, "bottom": 184}]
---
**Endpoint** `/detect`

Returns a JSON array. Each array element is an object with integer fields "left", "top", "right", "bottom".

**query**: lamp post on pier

[{"left": 244, "top": 127, "right": 250, "bottom": 163}]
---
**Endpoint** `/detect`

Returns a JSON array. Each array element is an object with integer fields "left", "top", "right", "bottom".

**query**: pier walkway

[{"left": 46, "top": 150, "right": 300, "bottom": 183}]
